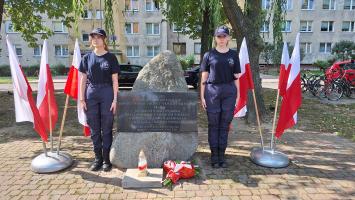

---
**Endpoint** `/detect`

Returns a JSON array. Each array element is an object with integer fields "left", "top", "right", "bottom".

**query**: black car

[
  {"left": 184, "top": 66, "right": 200, "bottom": 88},
  {"left": 119, "top": 64, "right": 143, "bottom": 87}
]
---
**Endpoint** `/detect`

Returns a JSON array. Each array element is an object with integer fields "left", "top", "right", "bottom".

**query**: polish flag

[
  {"left": 64, "top": 39, "right": 90, "bottom": 136},
  {"left": 275, "top": 33, "right": 302, "bottom": 138},
  {"left": 278, "top": 42, "right": 291, "bottom": 97},
  {"left": 234, "top": 38, "right": 255, "bottom": 117},
  {"left": 37, "top": 40, "right": 58, "bottom": 132},
  {"left": 6, "top": 36, "right": 48, "bottom": 142}
]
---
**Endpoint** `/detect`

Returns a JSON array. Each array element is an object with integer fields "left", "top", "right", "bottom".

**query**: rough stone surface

[
  {"left": 111, "top": 50, "right": 198, "bottom": 168},
  {"left": 132, "top": 50, "right": 188, "bottom": 92}
]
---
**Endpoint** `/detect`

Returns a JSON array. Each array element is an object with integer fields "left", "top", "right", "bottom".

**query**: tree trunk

[
  {"left": 0, "top": 0, "right": 4, "bottom": 35},
  {"left": 221, "top": 0, "right": 266, "bottom": 124},
  {"left": 200, "top": 4, "right": 211, "bottom": 61}
]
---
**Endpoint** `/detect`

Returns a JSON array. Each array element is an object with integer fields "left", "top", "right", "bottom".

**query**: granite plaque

[{"left": 118, "top": 92, "right": 197, "bottom": 133}]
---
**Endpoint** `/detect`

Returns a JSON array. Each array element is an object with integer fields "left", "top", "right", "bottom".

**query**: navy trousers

[
  {"left": 85, "top": 84, "right": 114, "bottom": 152},
  {"left": 204, "top": 82, "right": 237, "bottom": 149}
]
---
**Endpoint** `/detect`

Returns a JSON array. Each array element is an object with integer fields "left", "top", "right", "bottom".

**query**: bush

[
  {"left": 0, "top": 64, "right": 68, "bottom": 77},
  {"left": 177, "top": 54, "right": 195, "bottom": 70},
  {"left": 0, "top": 65, "right": 11, "bottom": 76},
  {"left": 313, "top": 58, "right": 336, "bottom": 72}
]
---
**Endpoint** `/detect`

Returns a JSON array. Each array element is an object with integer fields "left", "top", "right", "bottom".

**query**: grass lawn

[
  {"left": 0, "top": 76, "right": 38, "bottom": 84},
  {"left": 1, "top": 89, "right": 354, "bottom": 142},
  {"left": 263, "top": 88, "right": 355, "bottom": 141}
]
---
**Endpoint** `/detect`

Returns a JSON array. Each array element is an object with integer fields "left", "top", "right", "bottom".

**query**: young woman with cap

[
  {"left": 79, "top": 28, "right": 120, "bottom": 172},
  {"left": 200, "top": 25, "right": 241, "bottom": 168}
]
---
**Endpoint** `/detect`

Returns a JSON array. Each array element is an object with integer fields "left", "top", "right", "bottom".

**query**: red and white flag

[
  {"left": 6, "top": 36, "right": 48, "bottom": 142},
  {"left": 234, "top": 38, "right": 255, "bottom": 117},
  {"left": 278, "top": 42, "right": 290, "bottom": 97},
  {"left": 64, "top": 39, "right": 90, "bottom": 136},
  {"left": 275, "top": 33, "right": 302, "bottom": 138},
  {"left": 37, "top": 40, "right": 58, "bottom": 132}
]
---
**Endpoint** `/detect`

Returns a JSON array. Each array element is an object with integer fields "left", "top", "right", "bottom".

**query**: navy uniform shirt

[
  {"left": 200, "top": 48, "right": 241, "bottom": 84},
  {"left": 79, "top": 52, "right": 120, "bottom": 85}
]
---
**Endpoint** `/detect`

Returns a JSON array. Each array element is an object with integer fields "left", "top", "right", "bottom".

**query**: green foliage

[
  {"left": 104, "top": 0, "right": 115, "bottom": 48},
  {"left": 178, "top": 54, "right": 195, "bottom": 70},
  {"left": 313, "top": 58, "right": 335, "bottom": 71},
  {"left": 0, "top": 64, "right": 68, "bottom": 77},
  {"left": 261, "top": 42, "right": 305, "bottom": 65},
  {"left": 160, "top": 0, "right": 225, "bottom": 39},
  {"left": 331, "top": 40, "right": 355, "bottom": 60},
  {"left": 2, "top": 0, "right": 75, "bottom": 47}
]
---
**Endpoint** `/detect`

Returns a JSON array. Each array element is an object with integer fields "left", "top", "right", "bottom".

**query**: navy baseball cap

[
  {"left": 214, "top": 26, "right": 230, "bottom": 36},
  {"left": 90, "top": 28, "right": 107, "bottom": 38}
]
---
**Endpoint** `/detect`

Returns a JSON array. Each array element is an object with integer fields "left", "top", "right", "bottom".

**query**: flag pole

[
  {"left": 56, "top": 94, "right": 69, "bottom": 154},
  {"left": 270, "top": 89, "right": 280, "bottom": 151},
  {"left": 42, "top": 141, "right": 48, "bottom": 156},
  {"left": 48, "top": 88, "right": 53, "bottom": 152},
  {"left": 251, "top": 89, "right": 264, "bottom": 149}
]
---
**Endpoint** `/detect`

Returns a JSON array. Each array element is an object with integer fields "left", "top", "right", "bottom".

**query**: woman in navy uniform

[
  {"left": 200, "top": 26, "right": 241, "bottom": 168},
  {"left": 79, "top": 28, "right": 120, "bottom": 172}
]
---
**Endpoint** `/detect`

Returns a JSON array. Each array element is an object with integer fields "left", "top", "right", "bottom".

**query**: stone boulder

[{"left": 110, "top": 50, "right": 198, "bottom": 168}]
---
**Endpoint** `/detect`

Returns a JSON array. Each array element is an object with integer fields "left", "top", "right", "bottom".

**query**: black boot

[
  {"left": 90, "top": 148, "right": 103, "bottom": 171},
  {"left": 210, "top": 148, "right": 219, "bottom": 168},
  {"left": 102, "top": 149, "right": 112, "bottom": 172},
  {"left": 219, "top": 148, "right": 228, "bottom": 168}
]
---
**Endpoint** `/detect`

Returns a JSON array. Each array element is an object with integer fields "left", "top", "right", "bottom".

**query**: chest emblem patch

[{"left": 228, "top": 58, "right": 234, "bottom": 67}]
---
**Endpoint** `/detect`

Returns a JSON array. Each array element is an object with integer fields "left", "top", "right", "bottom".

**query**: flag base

[
  {"left": 250, "top": 147, "right": 289, "bottom": 168},
  {"left": 31, "top": 151, "right": 73, "bottom": 173}
]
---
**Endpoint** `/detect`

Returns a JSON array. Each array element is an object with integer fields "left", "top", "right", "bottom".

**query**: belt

[{"left": 88, "top": 83, "right": 113, "bottom": 88}]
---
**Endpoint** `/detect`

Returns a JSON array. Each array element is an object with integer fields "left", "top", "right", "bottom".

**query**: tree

[
  {"left": 261, "top": 42, "right": 305, "bottom": 68},
  {"left": 332, "top": 40, "right": 355, "bottom": 61},
  {"left": 220, "top": 0, "right": 266, "bottom": 122},
  {"left": 1, "top": 0, "right": 75, "bottom": 47},
  {"left": 158, "top": 0, "right": 227, "bottom": 60}
]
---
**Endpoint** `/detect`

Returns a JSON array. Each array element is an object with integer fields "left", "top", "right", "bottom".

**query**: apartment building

[
  {"left": 260, "top": 0, "right": 355, "bottom": 65},
  {"left": 0, "top": 15, "right": 70, "bottom": 67}
]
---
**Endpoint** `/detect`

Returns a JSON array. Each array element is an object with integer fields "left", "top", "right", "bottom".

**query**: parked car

[
  {"left": 184, "top": 66, "right": 200, "bottom": 88},
  {"left": 119, "top": 64, "right": 143, "bottom": 87}
]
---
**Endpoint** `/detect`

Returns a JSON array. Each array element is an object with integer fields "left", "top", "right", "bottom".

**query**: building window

[
  {"left": 301, "top": 0, "right": 314, "bottom": 9},
  {"left": 125, "top": 23, "right": 139, "bottom": 34},
  {"left": 82, "top": 34, "right": 89, "bottom": 42},
  {"left": 53, "top": 21, "right": 68, "bottom": 33},
  {"left": 262, "top": 0, "right": 271, "bottom": 9},
  {"left": 96, "top": 10, "right": 104, "bottom": 19},
  {"left": 281, "top": 20, "right": 291, "bottom": 32},
  {"left": 5, "top": 21, "right": 17, "bottom": 33},
  {"left": 146, "top": 0, "right": 159, "bottom": 11},
  {"left": 344, "top": 0, "right": 355, "bottom": 10},
  {"left": 321, "top": 21, "right": 334, "bottom": 32},
  {"left": 33, "top": 45, "right": 43, "bottom": 56},
  {"left": 319, "top": 43, "right": 332, "bottom": 53},
  {"left": 301, "top": 43, "right": 312, "bottom": 54},
  {"left": 173, "top": 43, "right": 186, "bottom": 55},
  {"left": 146, "top": 23, "right": 160, "bottom": 35},
  {"left": 194, "top": 43, "right": 201, "bottom": 55},
  {"left": 147, "top": 46, "right": 160, "bottom": 57},
  {"left": 55, "top": 45, "right": 69, "bottom": 57},
  {"left": 125, "top": 0, "right": 139, "bottom": 11},
  {"left": 81, "top": 10, "right": 92, "bottom": 19},
  {"left": 282, "top": 0, "right": 293, "bottom": 10},
  {"left": 260, "top": 21, "right": 270, "bottom": 32},
  {"left": 300, "top": 21, "right": 312, "bottom": 32},
  {"left": 342, "top": 21, "right": 355, "bottom": 32},
  {"left": 323, "top": 0, "right": 336, "bottom": 9},
  {"left": 13, "top": 45, "right": 22, "bottom": 56},
  {"left": 127, "top": 46, "right": 140, "bottom": 57},
  {"left": 172, "top": 23, "right": 183, "bottom": 32}
]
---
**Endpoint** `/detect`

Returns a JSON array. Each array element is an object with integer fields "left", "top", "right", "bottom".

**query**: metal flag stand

[
  {"left": 31, "top": 82, "right": 73, "bottom": 173},
  {"left": 250, "top": 89, "right": 289, "bottom": 168}
]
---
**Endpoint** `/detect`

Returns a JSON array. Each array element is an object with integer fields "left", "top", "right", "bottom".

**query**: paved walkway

[{"left": 0, "top": 119, "right": 354, "bottom": 200}]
